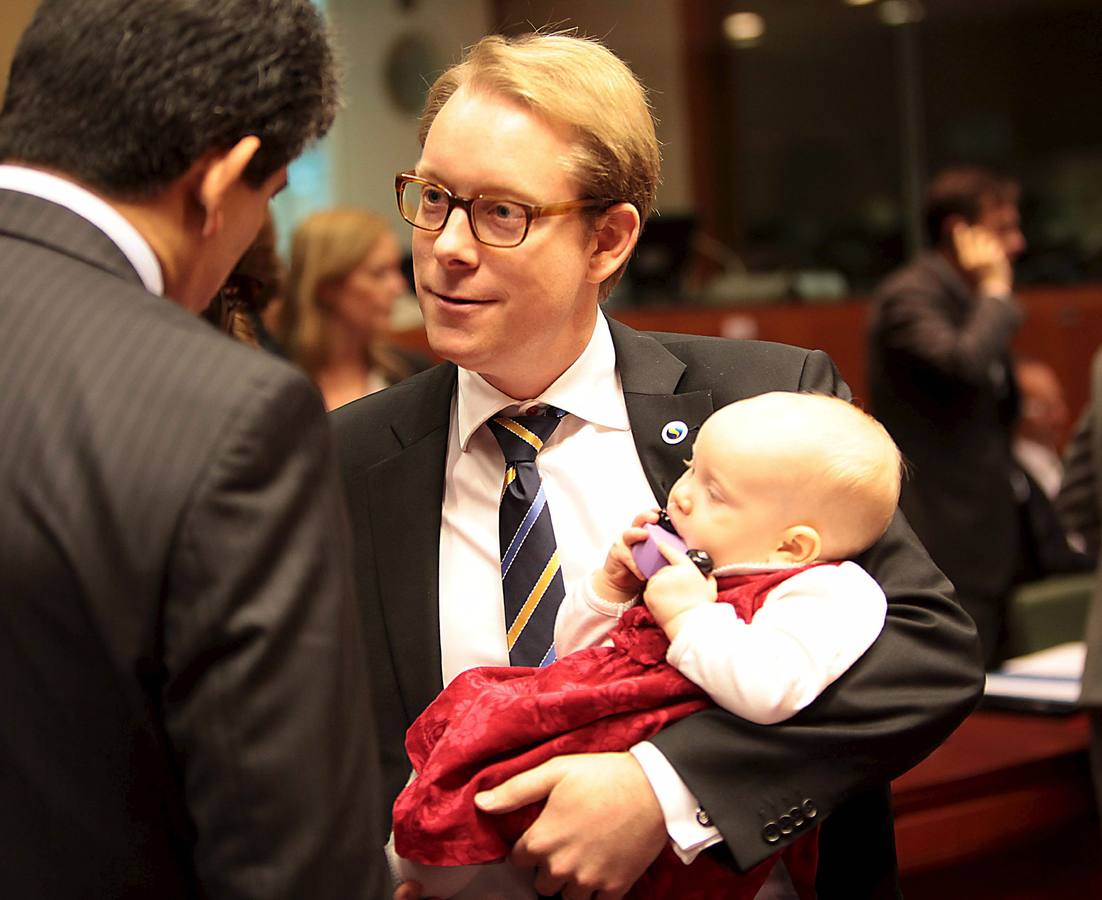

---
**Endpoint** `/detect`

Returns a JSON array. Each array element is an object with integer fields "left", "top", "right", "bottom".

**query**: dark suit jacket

[
  {"left": 1057, "top": 348, "right": 1102, "bottom": 707},
  {"left": 868, "top": 252, "right": 1021, "bottom": 633},
  {"left": 0, "top": 189, "right": 386, "bottom": 899},
  {"left": 333, "top": 317, "right": 984, "bottom": 898}
]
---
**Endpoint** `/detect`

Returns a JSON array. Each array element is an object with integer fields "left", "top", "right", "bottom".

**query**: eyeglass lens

[{"left": 400, "top": 180, "right": 529, "bottom": 247}]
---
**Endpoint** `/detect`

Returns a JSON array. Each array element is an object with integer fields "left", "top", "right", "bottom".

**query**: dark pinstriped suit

[
  {"left": 333, "top": 319, "right": 985, "bottom": 898},
  {"left": 0, "top": 189, "right": 386, "bottom": 899}
]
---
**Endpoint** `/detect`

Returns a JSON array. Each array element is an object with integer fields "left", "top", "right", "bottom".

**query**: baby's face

[{"left": 665, "top": 414, "right": 799, "bottom": 568}]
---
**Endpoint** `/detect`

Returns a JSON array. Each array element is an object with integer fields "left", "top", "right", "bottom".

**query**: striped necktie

[{"left": 487, "top": 406, "right": 567, "bottom": 667}]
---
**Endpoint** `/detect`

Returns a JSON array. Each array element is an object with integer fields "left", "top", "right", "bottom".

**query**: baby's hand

[
  {"left": 643, "top": 542, "right": 717, "bottom": 640},
  {"left": 592, "top": 509, "right": 660, "bottom": 602}
]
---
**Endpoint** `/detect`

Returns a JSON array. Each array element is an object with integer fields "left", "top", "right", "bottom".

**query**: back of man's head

[
  {"left": 923, "top": 165, "right": 1018, "bottom": 249},
  {"left": 0, "top": 0, "right": 339, "bottom": 201}
]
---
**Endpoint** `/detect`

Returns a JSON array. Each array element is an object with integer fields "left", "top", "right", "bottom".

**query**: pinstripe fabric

[
  {"left": 0, "top": 189, "right": 384, "bottom": 898},
  {"left": 487, "top": 408, "right": 566, "bottom": 667}
]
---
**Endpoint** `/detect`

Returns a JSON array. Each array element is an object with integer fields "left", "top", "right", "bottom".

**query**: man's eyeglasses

[{"left": 395, "top": 173, "right": 610, "bottom": 249}]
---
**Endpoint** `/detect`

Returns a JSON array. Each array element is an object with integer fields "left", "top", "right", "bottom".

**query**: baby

[{"left": 391, "top": 392, "right": 903, "bottom": 899}]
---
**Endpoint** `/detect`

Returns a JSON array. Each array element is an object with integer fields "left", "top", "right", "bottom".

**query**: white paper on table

[{"left": 983, "top": 641, "right": 1085, "bottom": 706}]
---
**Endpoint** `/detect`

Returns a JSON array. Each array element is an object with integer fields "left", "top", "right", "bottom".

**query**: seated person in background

[
  {"left": 391, "top": 392, "right": 900, "bottom": 899},
  {"left": 1014, "top": 357, "right": 1070, "bottom": 500},
  {"left": 868, "top": 165, "right": 1026, "bottom": 666},
  {"left": 1011, "top": 357, "right": 1093, "bottom": 583},
  {"left": 277, "top": 208, "right": 429, "bottom": 409},
  {"left": 1055, "top": 347, "right": 1102, "bottom": 821}
]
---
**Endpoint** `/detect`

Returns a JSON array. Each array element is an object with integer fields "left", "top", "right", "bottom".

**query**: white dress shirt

[
  {"left": 0, "top": 164, "right": 163, "bottom": 295},
  {"left": 437, "top": 313, "right": 723, "bottom": 897}
]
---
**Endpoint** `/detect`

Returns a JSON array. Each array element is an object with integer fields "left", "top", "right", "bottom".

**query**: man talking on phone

[{"left": 868, "top": 166, "right": 1027, "bottom": 666}]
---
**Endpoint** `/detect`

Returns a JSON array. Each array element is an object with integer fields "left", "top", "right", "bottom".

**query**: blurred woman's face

[{"left": 326, "top": 231, "right": 408, "bottom": 339}]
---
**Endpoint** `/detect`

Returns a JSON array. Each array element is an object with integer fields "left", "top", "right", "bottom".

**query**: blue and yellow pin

[{"left": 661, "top": 420, "right": 689, "bottom": 445}]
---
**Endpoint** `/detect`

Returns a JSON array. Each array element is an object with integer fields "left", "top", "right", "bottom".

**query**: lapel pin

[{"left": 661, "top": 420, "right": 689, "bottom": 445}]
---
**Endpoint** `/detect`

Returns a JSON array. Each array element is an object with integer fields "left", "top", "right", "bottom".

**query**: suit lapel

[
  {"left": 366, "top": 366, "right": 456, "bottom": 718},
  {"left": 608, "top": 318, "right": 714, "bottom": 505}
]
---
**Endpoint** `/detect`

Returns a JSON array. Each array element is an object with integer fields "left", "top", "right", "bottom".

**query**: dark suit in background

[
  {"left": 334, "top": 317, "right": 983, "bottom": 897},
  {"left": 869, "top": 251, "right": 1022, "bottom": 664},
  {"left": 1056, "top": 347, "right": 1102, "bottom": 820}
]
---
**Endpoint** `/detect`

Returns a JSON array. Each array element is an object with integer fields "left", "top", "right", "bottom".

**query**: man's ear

[
  {"left": 773, "top": 525, "right": 822, "bottom": 565},
  {"left": 197, "top": 136, "right": 262, "bottom": 238},
  {"left": 586, "top": 202, "right": 641, "bottom": 285}
]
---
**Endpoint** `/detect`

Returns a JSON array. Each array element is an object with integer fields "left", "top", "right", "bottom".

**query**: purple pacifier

[
  {"left": 634, "top": 513, "right": 683, "bottom": 577},
  {"left": 631, "top": 511, "right": 714, "bottom": 579}
]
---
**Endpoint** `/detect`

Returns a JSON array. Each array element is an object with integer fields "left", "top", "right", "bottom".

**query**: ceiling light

[{"left": 723, "top": 12, "right": 766, "bottom": 47}]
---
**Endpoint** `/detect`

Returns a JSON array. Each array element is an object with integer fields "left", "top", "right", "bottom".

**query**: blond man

[{"left": 334, "top": 32, "right": 983, "bottom": 900}]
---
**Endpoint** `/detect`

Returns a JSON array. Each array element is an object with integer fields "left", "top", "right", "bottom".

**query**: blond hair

[
  {"left": 717, "top": 393, "right": 903, "bottom": 560},
  {"left": 279, "top": 208, "right": 411, "bottom": 382},
  {"left": 419, "top": 31, "right": 661, "bottom": 300}
]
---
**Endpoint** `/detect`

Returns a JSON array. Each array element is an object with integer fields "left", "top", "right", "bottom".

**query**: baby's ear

[{"left": 773, "top": 526, "right": 822, "bottom": 565}]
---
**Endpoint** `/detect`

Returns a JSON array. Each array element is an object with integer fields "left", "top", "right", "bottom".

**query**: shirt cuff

[
  {"left": 629, "top": 741, "right": 722, "bottom": 864},
  {"left": 583, "top": 573, "right": 637, "bottom": 618}
]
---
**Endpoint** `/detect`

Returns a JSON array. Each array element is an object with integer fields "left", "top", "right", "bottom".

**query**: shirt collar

[
  {"left": 0, "top": 164, "right": 164, "bottom": 296},
  {"left": 456, "top": 310, "right": 630, "bottom": 451}
]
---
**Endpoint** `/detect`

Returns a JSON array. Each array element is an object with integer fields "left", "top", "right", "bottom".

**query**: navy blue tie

[{"left": 486, "top": 407, "right": 567, "bottom": 667}]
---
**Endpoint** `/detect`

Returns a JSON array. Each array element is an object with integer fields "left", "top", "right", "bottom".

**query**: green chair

[{"left": 1000, "top": 573, "right": 1094, "bottom": 659}]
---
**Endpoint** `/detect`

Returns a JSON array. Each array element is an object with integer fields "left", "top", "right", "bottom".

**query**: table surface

[{"left": 893, "top": 708, "right": 1091, "bottom": 795}]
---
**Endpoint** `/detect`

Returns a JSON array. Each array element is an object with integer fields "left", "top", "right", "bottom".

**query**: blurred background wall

[
  {"left": 0, "top": 0, "right": 37, "bottom": 100},
  {"left": 4, "top": 0, "right": 1098, "bottom": 297}
]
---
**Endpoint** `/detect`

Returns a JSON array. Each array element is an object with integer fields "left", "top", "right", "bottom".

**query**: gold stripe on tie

[
  {"left": 506, "top": 549, "right": 560, "bottom": 650},
  {"left": 494, "top": 416, "right": 544, "bottom": 452}
]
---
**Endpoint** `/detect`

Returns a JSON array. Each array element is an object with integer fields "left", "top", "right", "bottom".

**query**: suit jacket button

[
  {"left": 762, "top": 822, "right": 781, "bottom": 844},
  {"left": 802, "top": 799, "right": 818, "bottom": 819},
  {"left": 789, "top": 806, "right": 805, "bottom": 827},
  {"left": 779, "top": 814, "right": 795, "bottom": 835},
  {"left": 695, "top": 807, "right": 712, "bottom": 827}
]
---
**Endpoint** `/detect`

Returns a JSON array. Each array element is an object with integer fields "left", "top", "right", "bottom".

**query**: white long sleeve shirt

[{"left": 555, "top": 561, "right": 887, "bottom": 724}]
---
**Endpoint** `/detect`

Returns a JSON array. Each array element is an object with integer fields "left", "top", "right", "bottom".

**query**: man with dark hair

[
  {"left": 869, "top": 165, "right": 1027, "bottom": 665},
  {"left": 0, "top": 2, "right": 386, "bottom": 897}
]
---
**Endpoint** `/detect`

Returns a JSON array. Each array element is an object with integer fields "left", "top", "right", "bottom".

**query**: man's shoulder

[
  {"left": 872, "top": 252, "right": 956, "bottom": 306},
  {"left": 609, "top": 318, "right": 816, "bottom": 366},
  {"left": 643, "top": 329, "right": 815, "bottom": 364},
  {"left": 630, "top": 326, "right": 826, "bottom": 383},
  {"left": 609, "top": 320, "right": 841, "bottom": 402},
  {"left": 115, "top": 282, "right": 311, "bottom": 411},
  {"left": 331, "top": 361, "right": 456, "bottom": 462}
]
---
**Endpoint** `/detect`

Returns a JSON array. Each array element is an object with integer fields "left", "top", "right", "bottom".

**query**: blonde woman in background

[{"left": 279, "top": 208, "right": 429, "bottom": 410}]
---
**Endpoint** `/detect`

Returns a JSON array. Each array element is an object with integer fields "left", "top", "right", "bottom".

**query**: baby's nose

[{"left": 670, "top": 483, "right": 690, "bottom": 512}]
